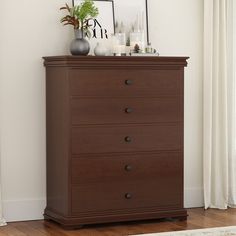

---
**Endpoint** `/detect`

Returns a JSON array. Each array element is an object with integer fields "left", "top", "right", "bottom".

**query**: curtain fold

[
  {"left": 228, "top": 0, "right": 236, "bottom": 207},
  {"left": 203, "top": 0, "right": 229, "bottom": 209},
  {"left": 0, "top": 1, "right": 6, "bottom": 226},
  {"left": 0, "top": 112, "right": 6, "bottom": 226},
  {"left": 203, "top": 0, "right": 236, "bottom": 209},
  {"left": 0, "top": 157, "right": 6, "bottom": 226},
  {"left": 0, "top": 143, "right": 6, "bottom": 226}
]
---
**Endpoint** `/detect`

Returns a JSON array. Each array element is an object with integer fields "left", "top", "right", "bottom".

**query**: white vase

[{"left": 94, "top": 42, "right": 108, "bottom": 56}]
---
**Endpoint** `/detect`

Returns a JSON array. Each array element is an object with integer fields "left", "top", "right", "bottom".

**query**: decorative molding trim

[
  {"left": 184, "top": 187, "right": 204, "bottom": 208},
  {"left": 43, "top": 56, "right": 189, "bottom": 68},
  {"left": 45, "top": 208, "right": 187, "bottom": 227},
  {"left": 2, "top": 199, "right": 46, "bottom": 222}
]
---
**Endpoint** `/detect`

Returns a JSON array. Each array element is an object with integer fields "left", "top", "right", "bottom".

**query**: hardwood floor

[{"left": 1, "top": 208, "right": 236, "bottom": 236}]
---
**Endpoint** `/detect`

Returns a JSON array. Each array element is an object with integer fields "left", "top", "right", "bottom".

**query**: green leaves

[
  {"left": 77, "top": 0, "right": 99, "bottom": 21},
  {"left": 59, "top": 0, "right": 99, "bottom": 30}
]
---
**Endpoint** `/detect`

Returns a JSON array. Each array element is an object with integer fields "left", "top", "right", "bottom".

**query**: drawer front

[
  {"left": 69, "top": 69, "right": 183, "bottom": 97},
  {"left": 71, "top": 124, "right": 182, "bottom": 154},
  {"left": 71, "top": 97, "right": 182, "bottom": 125},
  {"left": 71, "top": 177, "right": 182, "bottom": 214},
  {"left": 71, "top": 152, "right": 182, "bottom": 184}
]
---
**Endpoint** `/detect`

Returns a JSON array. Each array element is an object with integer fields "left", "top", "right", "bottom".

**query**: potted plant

[{"left": 60, "top": 0, "right": 99, "bottom": 55}]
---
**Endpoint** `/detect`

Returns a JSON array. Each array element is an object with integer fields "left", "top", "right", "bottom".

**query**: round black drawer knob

[
  {"left": 125, "top": 108, "right": 133, "bottom": 113},
  {"left": 125, "top": 165, "right": 132, "bottom": 171},
  {"left": 125, "top": 193, "right": 132, "bottom": 199},
  {"left": 124, "top": 136, "right": 132, "bottom": 142},
  {"left": 125, "top": 79, "right": 133, "bottom": 85}
]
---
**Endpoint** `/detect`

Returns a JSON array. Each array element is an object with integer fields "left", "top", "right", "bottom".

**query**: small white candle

[
  {"left": 141, "top": 11, "right": 144, "bottom": 31},
  {"left": 114, "top": 45, "right": 126, "bottom": 56},
  {"left": 138, "top": 12, "right": 142, "bottom": 32},
  {"left": 137, "top": 13, "right": 140, "bottom": 32}
]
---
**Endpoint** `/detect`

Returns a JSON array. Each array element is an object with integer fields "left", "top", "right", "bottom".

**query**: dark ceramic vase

[{"left": 70, "top": 29, "right": 90, "bottom": 56}]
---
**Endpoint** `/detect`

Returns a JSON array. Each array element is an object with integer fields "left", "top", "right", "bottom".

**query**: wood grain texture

[
  {"left": 44, "top": 56, "right": 188, "bottom": 228},
  {"left": 71, "top": 124, "right": 182, "bottom": 154},
  {"left": 71, "top": 152, "right": 182, "bottom": 184},
  {"left": 71, "top": 97, "right": 182, "bottom": 125},
  {"left": 69, "top": 69, "right": 183, "bottom": 98},
  {"left": 71, "top": 152, "right": 183, "bottom": 214},
  {"left": 3, "top": 208, "right": 236, "bottom": 235},
  {"left": 46, "top": 67, "right": 70, "bottom": 215}
]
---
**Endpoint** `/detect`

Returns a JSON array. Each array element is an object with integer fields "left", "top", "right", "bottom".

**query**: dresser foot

[
  {"left": 44, "top": 215, "right": 51, "bottom": 221},
  {"left": 166, "top": 214, "right": 188, "bottom": 222},
  {"left": 176, "top": 215, "right": 188, "bottom": 221},
  {"left": 62, "top": 225, "right": 83, "bottom": 230}
]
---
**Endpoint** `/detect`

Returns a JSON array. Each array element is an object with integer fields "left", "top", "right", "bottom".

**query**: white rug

[{"left": 132, "top": 226, "right": 236, "bottom": 236}]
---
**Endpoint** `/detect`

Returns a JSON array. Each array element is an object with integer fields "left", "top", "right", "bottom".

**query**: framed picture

[
  {"left": 114, "top": 0, "right": 149, "bottom": 44},
  {"left": 72, "top": 0, "right": 115, "bottom": 55}
]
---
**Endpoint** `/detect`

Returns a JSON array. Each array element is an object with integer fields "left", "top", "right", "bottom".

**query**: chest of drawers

[{"left": 43, "top": 56, "right": 189, "bottom": 228}]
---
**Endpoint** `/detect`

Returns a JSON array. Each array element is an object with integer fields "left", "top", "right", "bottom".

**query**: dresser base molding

[{"left": 44, "top": 208, "right": 187, "bottom": 228}]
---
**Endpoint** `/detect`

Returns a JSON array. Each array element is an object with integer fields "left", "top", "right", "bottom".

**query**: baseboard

[
  {"left": 184, "top": 187, "right": 204, "bottom": 208},
  {"left": 2, "top": 199, "right": 46, "bottom": 222}
]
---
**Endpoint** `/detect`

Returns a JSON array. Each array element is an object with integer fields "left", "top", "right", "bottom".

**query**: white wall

[
  {"left": 148, "top": 0, "right": 204, "bottom": 207},
  {"left": 0, "top": 0, "right": 72, "bottom": 221},
  {"left": 0, "top": 0, "right": 203, "bottom": 222}
]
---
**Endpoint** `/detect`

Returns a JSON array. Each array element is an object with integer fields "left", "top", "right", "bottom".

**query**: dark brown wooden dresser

[{"left": 43, "top": 56, "right": 189, "bottom": 228}]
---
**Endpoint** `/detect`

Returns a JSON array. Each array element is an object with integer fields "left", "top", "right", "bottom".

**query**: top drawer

[{"left": 69, "top": 69, "right": 183, "bottom": 97}]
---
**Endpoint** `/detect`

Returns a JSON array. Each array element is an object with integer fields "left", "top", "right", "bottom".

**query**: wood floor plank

[
  {"left": 13, "top": 222, "right": 49, "bottom": 236},
  {"left": 1, "top": 208, "right": 236, "bottom": 236}
]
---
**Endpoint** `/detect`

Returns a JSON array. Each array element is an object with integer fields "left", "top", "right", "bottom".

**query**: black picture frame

[
  {"left": 72, "top": 0, "right": 115, "bottom": 54},
  {"left": 145, "top": 0, "right": 150, "bottom": 44},
  {"left": 72, "top": 0, "right": 115, "bottom": 37}
]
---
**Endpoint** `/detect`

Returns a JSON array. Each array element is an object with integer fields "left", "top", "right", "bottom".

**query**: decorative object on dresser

[
  {"left": 73, "top": 0, "right": 115, "bottom": 55},
  {"left": 94, "top": 42, "right": 109, "bottom": 56},
  {"left": 113, "top": 0, "right": 159, "bottom": 56},
  {"left": 114, "top": 0, "right": 149, "bottom": 44},
  {"left": 43, "top": 56, "right": 189, "bottom": 229},
  {"left": 60, "top": 0, "right": 99, "bottom": 55}
]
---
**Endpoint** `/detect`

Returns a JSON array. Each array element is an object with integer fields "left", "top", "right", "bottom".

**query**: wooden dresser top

[{"left": 43, "top": 56, "right": 189, "bottom": 68}]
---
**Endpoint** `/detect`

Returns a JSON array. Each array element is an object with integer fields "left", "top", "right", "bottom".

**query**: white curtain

[
  {"left": 0, "top": 186, "right": 6, "bottom": 226},
  {"left": 0, "top": 151, "right": 6, "bottom": 226},
  {"left": 0, "top": 0, "right": 6, "bottom": 227},
  {"left": 0, "top": 138, "right": 6, "bottom": 226},
  {"left": 0, "top": 51, "right": 6, "bottom": 227},
  {"left": 203, "top": 0, "right": 236, "bottom": 209},
  {"left": 228, "top": 0, "right": 236, "bottom": 207}
]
